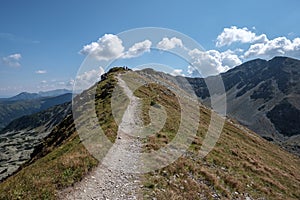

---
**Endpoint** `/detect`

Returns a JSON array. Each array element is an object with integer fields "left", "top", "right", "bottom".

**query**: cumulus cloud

[
  {"left": 157, "top": 37, "right": 183, "bottom": 50},
  {"left": 80, "top": 34, "right": 125, "bottom": 61},
  {"left": 123, "top": 40, "right": 152, "bottom": 58},
  {"left": 80, "top": 34, "right": 152, "bottom": 60},
  {"left": 216, "top": 26, "right": 268, "bottom": 47},
  {"left": 243, "top": 36, "right": 300, "bottom": 59},
  {"left": 170, "top": 69, "right": 184, "bottom": 76},
  {"left": 188, "top": 49, "right": 242, "bottom": 77},
  {"left": 35, "top": 70, "right": 47, "bottom": 74},
  {"left": 2, "top": 53, "right": 22, "bottom": 67},
  {"left": 74, "top": 66, "right": 105, "bottom": 90}
]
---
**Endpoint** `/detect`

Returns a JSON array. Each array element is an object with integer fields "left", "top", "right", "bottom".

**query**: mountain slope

[
  {"left": 0, "top": 102, "right": 71, "bottom": 181},
  {"left": 0, "top": 67, "right": 299, "bottom": 199},
  {"left": 148, "top": 56, "right": 300, "bottom": 156},
  {"left": 0, "top": 93, "right": 72, "bottom": 130},
  {"left": 134, "top": 68, "right": 300, "bottom": 199},
  {"left": 214, "top": 57, "right": 300, "bottom": 156}
]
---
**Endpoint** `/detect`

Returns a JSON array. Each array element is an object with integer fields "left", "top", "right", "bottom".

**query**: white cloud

[
  {"left": 2, "top": 53, "right": 22, "bottom": 67},
  {"left": 243, "top": 36, "right": 300, "bottom": 59},
  {"left": 216, "top": 26, "right": 268, "bottom": 47},
  {"left": 188, "top": 48, "right": 242, "bottom": 76},
  {"left": 35, "top": 70, "right": 47, "bottom": 74},
  {"left": 215, "top": 26, "right": 300, "bottom": 61},
  {"left": 80, "top": 34, "right": 152, "bottom": 60},
  {"left": 123, "top": 40, "right": 152, "bottom": 58},
  {"left": 187, "top": 65, "right": 202, "bottom": 77},
  {"left": 157, "top": 37, "right": 183, "bottom": 50},
  {"left": 187, "top": 65, "right": 195, "bottom": 75},
  {"left": 170, "top": 69, "right": 184, "bottom": 76},
  {"left": 74, "top": 66, "right": 105, "bottom": 90},
  {"left": 80, "top": 34, "right": 125, "bottom": 61}
]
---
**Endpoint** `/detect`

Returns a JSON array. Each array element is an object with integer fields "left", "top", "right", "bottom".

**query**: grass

[
  {"left": 0, "top": 68, "right": 299, "bottom": 199},
  {"left": 134, "top": 83, "right": 180, "bottom": 151},
  {"left": 0, "top": 68, "right": 127, "bottom": 200},
  {"left": 0, "top": 132, "right": 97, "bottom": 200},
  {"left": 131, "top": 72, "right": 300, "bottom": 199}
]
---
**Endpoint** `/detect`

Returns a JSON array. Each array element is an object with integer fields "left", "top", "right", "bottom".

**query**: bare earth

[{"left": 58, "top": 76, "right": 142, "bottom": 200}]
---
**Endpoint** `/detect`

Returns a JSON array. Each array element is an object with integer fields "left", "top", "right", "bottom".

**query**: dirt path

[{"left": 58, "top": 75, "right": 142, "bottom": 200}]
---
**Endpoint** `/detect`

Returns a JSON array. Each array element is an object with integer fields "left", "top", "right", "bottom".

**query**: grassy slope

[
  {"left": 134, "top": 79, "right": 300, "bottom": 199},
  {"left": 0, "top": 69, "right": 299, "bottom": 199},
  {"left": 0, "top": 68, "right": 124, "bottom": 200}
]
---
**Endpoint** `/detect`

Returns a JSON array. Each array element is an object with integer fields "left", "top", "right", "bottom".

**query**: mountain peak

[{"left": 9, "top": 92, "right": 40, "bottom": 101}]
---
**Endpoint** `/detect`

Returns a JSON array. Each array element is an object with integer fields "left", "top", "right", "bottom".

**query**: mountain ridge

[
  {"left": 0, "top": 89, "right": 72, "bottom": 102},
  {"left": 142, "top": 56, "right": 300, "bottom": 156},
  {"left": 0, "top": 92, "right": 72, "bottom": 130},
  {"left": 0, "top": 63, "right": 299, "bottom": 199}
]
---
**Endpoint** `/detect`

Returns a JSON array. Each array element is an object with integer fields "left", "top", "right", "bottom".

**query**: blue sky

[{"left": 1, "top": 0, "right": 300, "bottom": 97}]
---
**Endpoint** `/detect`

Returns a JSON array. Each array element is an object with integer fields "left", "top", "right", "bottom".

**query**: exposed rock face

[{"left": 191, "top": 57, "right": 300, "bottom": 155}]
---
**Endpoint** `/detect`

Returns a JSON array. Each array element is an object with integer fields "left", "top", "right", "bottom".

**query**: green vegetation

[
  {"left": 134, "top": 83, "right": 180, "bottom": 151},
  {"left": 0, "top": 68, "right": 299, "bottom": 199},
  {"left": 0, "top": 131, "right": 97, "bottom": 200},
  {"left": 0, "top": 68, "right": 126, "bottom": 199},
  {"left": 135, "top": 77, "right": 300, "bottom": 199}
]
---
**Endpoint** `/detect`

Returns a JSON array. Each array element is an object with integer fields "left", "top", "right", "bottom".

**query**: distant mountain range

[
  {"left": 0, "top": 89, "right": 72, "bottom": 130},
  {"left": 0, "top": 89, "right": 72, "bottom": 102}
]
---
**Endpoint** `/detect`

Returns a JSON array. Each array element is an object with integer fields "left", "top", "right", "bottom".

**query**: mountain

[
  {"left": 0, "top": 102, "right": 71, "bottom": 181},
  {"left": 3, "top": 92, "right": 40, "bottom": 101},
  {"left": 142, "top": 57, "right": 300, "bottom": 156},
  {"left": 0, "top": 67, "right": 299, "bottom": 199},
  {"left": 0, "top": 89, "right": 72, "bottom": 102},
  {"left": 0, "top": 93, "right": 72, "bottom": 130},
  {"left": 183, "top": 56, "right": 300, "bottom": 156},
  {"left": 38, "top": 89, "right": 72, "bottom": 98}
]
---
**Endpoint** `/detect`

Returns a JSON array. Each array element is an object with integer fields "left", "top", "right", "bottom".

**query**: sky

[{"left": 0, "top": 0, "right": 300, "bottom": 97}]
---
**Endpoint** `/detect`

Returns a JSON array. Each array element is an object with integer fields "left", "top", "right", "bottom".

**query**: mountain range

[
  {"left": 190, "top": 56, "right": 300, "bottom": 156},
  {"left": 0, "top": 59, "right": 299, "bottom": 199},
  {"left": 0, "top": 89, "right": 72, "bottom": 102},
  {"left": 140, "top": 56, "right": 300, "bottom": 156},
  {"left": 0, "top": 89, "right": 72, "bottom": 130}
]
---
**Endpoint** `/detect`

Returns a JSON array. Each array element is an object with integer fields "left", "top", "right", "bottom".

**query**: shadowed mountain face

[
  {"left": 186, "top": 56, "right": 300, "bottom": 155},
  {"left": 0, "top": 92, "right": 72, "bottom": 130}
]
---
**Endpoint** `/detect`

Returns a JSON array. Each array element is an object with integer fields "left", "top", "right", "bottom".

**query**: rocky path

[{"left": 59, "top": 75, "right": 142, "bottom": 200}]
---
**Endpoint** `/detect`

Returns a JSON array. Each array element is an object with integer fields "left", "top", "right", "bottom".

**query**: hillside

[
  {"left": 209, "top": 57, "right": 300, "bottom": 156},
  {"left": 143, "top": 57, "right": 300, "bottom": 156},
  {"left": 0, "top": 92, "right": 72, "bottom": 130},
  {"left": 0, "top": 67, "right": 299, "bottom": 199},
  {"left": 0, "top": 102, "right": 71, "bottom": 181}
]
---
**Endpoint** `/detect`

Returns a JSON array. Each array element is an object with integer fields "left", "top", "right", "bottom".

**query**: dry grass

[
  {"left": 0, "top": 134, "right": 97, "bottom": 200},
  {"left": 0, "top": 69, "right": 299, "bottom": 199},
  {"left": 0, "top": 68, "right": 126, "bottom": 199},
  {"left": 135, "top": 75, "right": 300, "bottom": 199}
]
